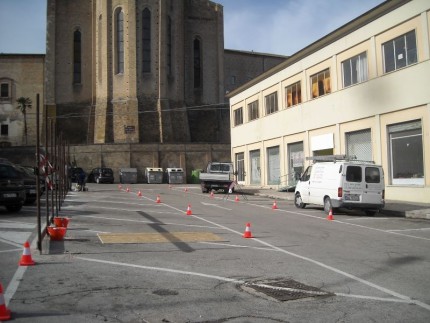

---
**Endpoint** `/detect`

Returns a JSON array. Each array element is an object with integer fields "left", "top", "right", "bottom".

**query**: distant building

[
  {"left": 43, "top": 0, "right": 285, "bottom": 146},
  {"left": 224, "top": 49, "right": 287, "bottom": 96},
  {"left": 0, "top": 54, "right": 44, "bottom": 147},
  {"left": 228, "top": 0, "right": 430, "bottom": 203},
  {"left": 0, "top": 0, "right": 286, "bottom": 180}
]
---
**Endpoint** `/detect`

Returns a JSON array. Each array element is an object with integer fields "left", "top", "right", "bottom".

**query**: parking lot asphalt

[
  {"left": 240, "top": 187, "right": 430, "bottom": 219},
  {"left": 1, "top": 183, "right": 430, "bottom": 322}
]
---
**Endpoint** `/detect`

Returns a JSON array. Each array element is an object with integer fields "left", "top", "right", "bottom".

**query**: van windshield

[{"left": 346, "top": 166, "right": 362, "bottom": 182}]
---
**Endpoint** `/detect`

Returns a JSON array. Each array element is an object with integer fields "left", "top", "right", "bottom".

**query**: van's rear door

[{"left": 362, "top": 166, "right": 384, "bottom": 205}]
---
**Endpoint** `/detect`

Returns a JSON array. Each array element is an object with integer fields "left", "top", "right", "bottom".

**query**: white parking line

[
  {"left": 0, "top": 248, "right": 21, "bottom": 253},
  {"left": 387, "top": 227, "right": 430, "bottom": 232},
  {"left": 244, "top": 205, "right": 430, "bottom": 242},
  {"left": 155, "top": 201, "right": 430, "bottom": 312},
  {"left": 75, "top": 256, "right": 415, "bottom": 306}
]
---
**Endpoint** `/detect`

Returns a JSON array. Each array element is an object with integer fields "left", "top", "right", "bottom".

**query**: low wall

[{"left": 0, "top": 143, "right": 231, "bottom": 184}]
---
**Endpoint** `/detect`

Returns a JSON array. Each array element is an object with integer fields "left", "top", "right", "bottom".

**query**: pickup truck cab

[
  {"left": 199, "top": 162, "right": 234, "bottom": 193},
  {"left": 0, "top": 162, "right": 26, "bottom": 212}
]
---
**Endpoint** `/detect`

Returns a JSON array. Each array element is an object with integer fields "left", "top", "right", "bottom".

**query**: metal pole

[
  {"left": 45, "top": 106, "right": 49, "bottom": 229},
  {"left": 36, "top": 94, "right": 42, "bottom": 253},
  {"left": 50, "top": 119, "right": 54, "bottom": 221}
]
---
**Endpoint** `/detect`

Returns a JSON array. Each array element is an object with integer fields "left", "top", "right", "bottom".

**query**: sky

[{"left": 0, "top": 0, "right": 385, "bottom": 56}]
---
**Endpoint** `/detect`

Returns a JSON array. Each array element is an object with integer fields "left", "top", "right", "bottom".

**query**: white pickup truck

[{"left": 199, "top": 162, "right": 235, "bottom": 193}]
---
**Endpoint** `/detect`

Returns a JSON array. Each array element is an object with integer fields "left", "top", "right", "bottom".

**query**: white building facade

[{"left": 228, "top": 0, "right": 430, "bottom": 203}]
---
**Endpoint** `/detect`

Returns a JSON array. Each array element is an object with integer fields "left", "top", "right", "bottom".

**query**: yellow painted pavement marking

[{"left": 98, "top": 232, "right": 223, "bottom": 244}]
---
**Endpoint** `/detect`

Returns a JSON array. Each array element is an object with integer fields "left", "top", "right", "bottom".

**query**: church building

[{"left": 46, "top": 0, "right": 228, "bottom": 145}]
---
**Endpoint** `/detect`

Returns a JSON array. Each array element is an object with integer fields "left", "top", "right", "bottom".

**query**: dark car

[
  {"left": 14, "top": 165, "right": 44, "bottom": 204},
  {"left": 69, "top": 167, "right": 86, "bottom": 183},
  {"left": 0, "top": 163, "right": 26, "bottom": 212},
  {"left": 88, "top": 167, "right": 114, "bottom": 184}
]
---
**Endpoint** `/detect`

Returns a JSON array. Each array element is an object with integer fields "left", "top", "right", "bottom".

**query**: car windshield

[{"left": 0, "top": 165, "right": 21, "bottom": 179}]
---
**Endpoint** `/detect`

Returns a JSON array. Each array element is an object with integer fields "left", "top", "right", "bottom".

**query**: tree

[{"left": 16, "top": 97, "right": 32, "bottom": 145}]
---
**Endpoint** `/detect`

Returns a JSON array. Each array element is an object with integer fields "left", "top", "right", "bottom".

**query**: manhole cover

[{"left": 241, "top": 279, "right": 333, "bottom": 301}]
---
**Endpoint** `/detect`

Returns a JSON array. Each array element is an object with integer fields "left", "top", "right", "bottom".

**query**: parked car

[
  {"left": 0, "top": 162, "right": 26, "bottom": 212},
  {"left": 21, "top": 165, "right": 46, "bottom": 193},
  {"left": 88, "top": 167, "right": 114, "bottom": 184},
  {"left": 13, "top": 165, "right": 40, "bottom": 204}
]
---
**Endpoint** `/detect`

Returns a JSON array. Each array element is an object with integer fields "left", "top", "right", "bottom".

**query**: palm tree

[{"left": 16, "top": 97, "right": 32, "bottom": 145}]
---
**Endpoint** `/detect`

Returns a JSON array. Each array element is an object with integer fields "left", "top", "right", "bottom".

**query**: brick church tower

[{"left": 45, "top": 0, "right": 227, "bottom": 144}]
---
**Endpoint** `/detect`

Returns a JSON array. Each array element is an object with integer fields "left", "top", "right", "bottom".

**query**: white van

[{"left": 294, "top": 156, "right": 385, "bottom": 215}]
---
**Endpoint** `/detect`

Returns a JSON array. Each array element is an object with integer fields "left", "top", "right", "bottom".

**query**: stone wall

[{"left": 0, "top": 143, "right": 231, "bottom": 184}]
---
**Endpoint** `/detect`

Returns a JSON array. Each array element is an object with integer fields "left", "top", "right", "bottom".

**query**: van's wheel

[
  {"left": 365, "top": 209, "right": 377, "bottom": 216},
  {"left": 294, "top": 193, "right": 306, "bottom": 209},
  {"left": 323, "top": 197, "right": 332, "bottom": 214}
]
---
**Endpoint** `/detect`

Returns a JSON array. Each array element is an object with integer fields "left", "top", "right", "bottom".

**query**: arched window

[
  {"left": 142, "top": 8, "right": 151, "bottom": 73},
  {"left": 167, "top": 16, "right": 172, "bottom": 75},
  {"left": 193, "top": 38, "right": 201, "bottom": 88},
  {"left": 98, "top": 15, "right": 102, "bottom": 81},
  {"left": 73, "top": 29, "right": 82, "bottom": 83},
  {"left": 116, "top": 9, "right": 124, "bottom": 74}
]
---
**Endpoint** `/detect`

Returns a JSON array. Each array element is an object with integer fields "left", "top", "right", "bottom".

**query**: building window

[
  {"left": 249, "top": 150, "right": 260, "bottom": 185},
  {"left": 388, "top": 120, "right": 423, "bottom": 185},
  {"left": 285, "top": 81, "right": 301, "bottom": 107},
  {"left": 342, "top": 52, "right": 368, "bottom": 87},
  {"left": 0, "top": 83, "right": 9, "bottom": 98},
  {"left": 346, "top": 129, "right": 372, "bottom": 162},
  {"left": 142, "top": 8, "right": 151, "bottom": 73},
  {"left": 310, "top": 69, "right": 330, "bottom": 98},
  {"left": 1, "top": 124, "right": 8, "bottom": 136},
  {"left": 73, "top": 30, "right": 82, "bottom": 84},
  {"left": 265, "top": 92, "right": 278, "bottom": 115},
  {"left": 116, "top": 9, "right": 124, "bottom": 74},
  {"left": 248, "top": 100, "right": 259, "bottom": 121},
  {"left": 235, "top": 152, "right": 245, "bottom": 182},
  {"left": 193, "top": 38, "right": 201, "bottom": 88},
  {"left": 383, "top": 30, "right": 417, "bottom": 73},
  {"left": 233, "top": 107, "right": 243, "bottom": 126},
  {"left": 267, "top": 146, "right": 280, "bottom": 185},
  {"left": 288, "top": 142, "right": 304, "bottom": 183},
  {"left": 231, "top": 75, "right": 236, "bottom": 85}
]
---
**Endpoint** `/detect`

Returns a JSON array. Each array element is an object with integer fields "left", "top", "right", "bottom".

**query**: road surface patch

[{"left": 98, "top": 232, "right": 223, "bottom": 244}]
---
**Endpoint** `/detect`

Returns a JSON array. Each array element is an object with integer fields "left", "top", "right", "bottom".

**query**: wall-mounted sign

[{"left": 124, "top": 125, "right": 135, "bottom": 134}]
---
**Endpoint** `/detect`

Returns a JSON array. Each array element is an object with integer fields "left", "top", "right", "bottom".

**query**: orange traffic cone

[
  {"left": 19, "top": 241, "right": 35, "bottom": 266},
  {"left": 184, "top": 187, "right": 188, "bottom": 192},
  {"left": 118, "top": 184, "right": 122, "bottom": 190},
  {"left": 272, "top": 200, "right": 278, "bottom": 210},
  {"left": 0, "top": 283, "right": 11, "bottom": 321},
  {"left": 186, "top": 204, "right": 192, "bottom": 215},
  {"left": 137, "top": 190, "right": 142, "bottom": 197},
  {"left": 235, "top": 195, "right": 239, "bottom": 202},
  {"left": 156, "top": 195, "right": 161, "bottom": 203},
  {"left": 327, "top": 209, "right": 334, "bottom": 221},
  {"left": 210, "top": 191, "right": 214, "bottom": 198},
  {"left": 243, "top": 223, "right": 253, "bottom": 238}
]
